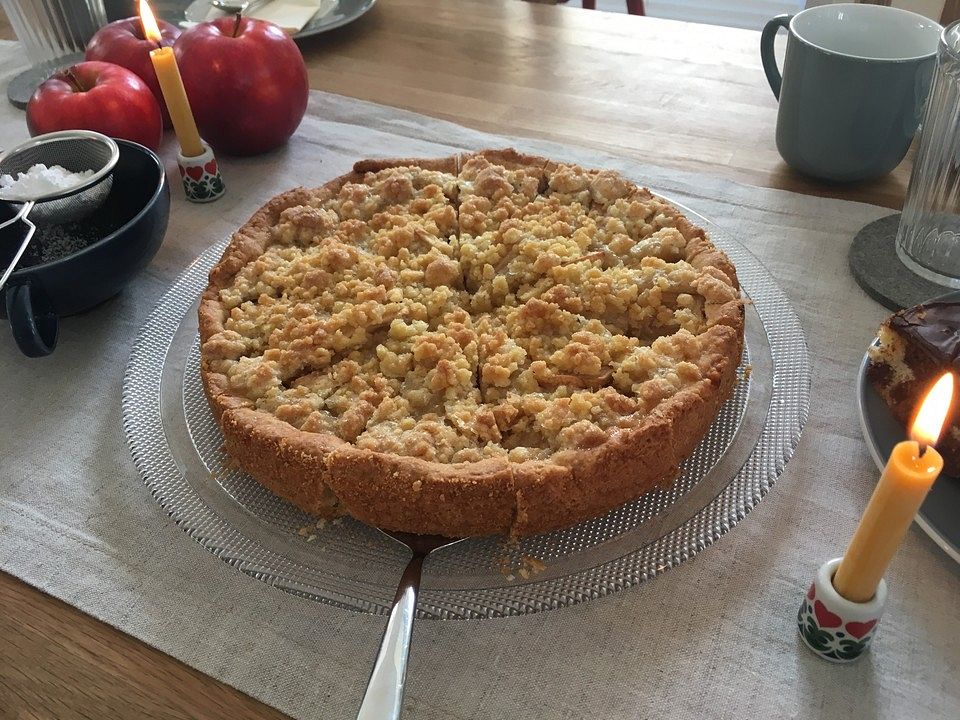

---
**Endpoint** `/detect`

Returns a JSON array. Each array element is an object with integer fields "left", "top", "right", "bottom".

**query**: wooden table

[{"left": 0, "top": 2, "right": 915, "bottom": 718}]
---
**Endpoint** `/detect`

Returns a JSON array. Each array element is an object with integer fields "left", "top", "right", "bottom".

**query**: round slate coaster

[
  {"left": 5, "top": 66, "right": 40, "bottom": 109},
  {"left": 849, "top": 213, "right": 955, "bottom": 311},
  {"left": 5, "top": 54, "right": 84, "bottom": 110}
]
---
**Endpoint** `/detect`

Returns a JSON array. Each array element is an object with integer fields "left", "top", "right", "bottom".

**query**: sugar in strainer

[{"left": 0, "top": 130, "right": 119, "bottom": 291}]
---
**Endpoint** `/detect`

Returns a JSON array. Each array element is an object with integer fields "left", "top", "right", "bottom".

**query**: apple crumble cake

[{"left": 199, "top": 149, "right": 744, "bottom": 537}]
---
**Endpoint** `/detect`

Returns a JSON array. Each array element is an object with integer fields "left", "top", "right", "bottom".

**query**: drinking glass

[
  {"left": 897, "top": 21, "right": 960, "bottom": 289},
  {"left": 2, "top": 0, "right": 108, "bottom": 108}
]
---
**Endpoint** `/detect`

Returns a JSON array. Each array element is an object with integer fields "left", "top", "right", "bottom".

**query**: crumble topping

[{"left": 202, "top": 158, "right": 739, "bottom": 464}]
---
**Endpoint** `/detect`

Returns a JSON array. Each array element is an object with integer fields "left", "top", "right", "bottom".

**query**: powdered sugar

[{"left": 0, "top": 163, "right": 95, "bottom": 200}]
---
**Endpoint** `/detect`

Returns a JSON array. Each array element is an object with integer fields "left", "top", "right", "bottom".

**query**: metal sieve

[{"left": 0, "top": 130, "right": 119, "bottom": 292}]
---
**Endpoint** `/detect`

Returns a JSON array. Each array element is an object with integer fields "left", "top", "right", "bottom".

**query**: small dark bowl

[{"left": 1, "top": 139, "right": 170, "bottom": 357}]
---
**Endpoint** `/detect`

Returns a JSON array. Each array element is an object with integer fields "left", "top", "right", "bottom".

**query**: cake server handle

[{"left": 355, "top": 551, "right": 424, "bottom": 720}]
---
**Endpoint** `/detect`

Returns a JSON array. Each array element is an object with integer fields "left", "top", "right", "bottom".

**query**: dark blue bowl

[{"left": 1, "top": 139, "right": 169, "bottom": 357}]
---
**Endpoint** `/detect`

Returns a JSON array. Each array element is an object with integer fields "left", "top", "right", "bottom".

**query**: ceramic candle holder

[
  {"left": 176, "top": 141, "right": 225, "bottom": 203},
  {"left": 797, "top": 558, "right": 887, "bottom": 663}
]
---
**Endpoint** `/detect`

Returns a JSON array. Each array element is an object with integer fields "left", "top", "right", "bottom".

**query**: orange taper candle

[
  {"left": 833, "top": 372, "right": 953, "bottom": 602},
  {"left": 139, "top": 0, "right": 204, "bottom": 158}
]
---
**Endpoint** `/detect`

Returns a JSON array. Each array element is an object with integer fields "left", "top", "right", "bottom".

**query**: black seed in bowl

[{"left": 17, "top": 213, "right": 124, "bottom": 268}]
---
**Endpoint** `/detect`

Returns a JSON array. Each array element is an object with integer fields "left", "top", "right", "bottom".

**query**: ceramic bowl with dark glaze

[{"left": 1, "top": 139, "right": 169, "bottom": 357}]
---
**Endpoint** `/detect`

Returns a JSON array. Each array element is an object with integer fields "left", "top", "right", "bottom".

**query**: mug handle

[
  {"left": 6, "top": 280, "right": 59, "bottom": 357},
  {"left": 760, "top": 14, "right": 793, "bottom": 100}
]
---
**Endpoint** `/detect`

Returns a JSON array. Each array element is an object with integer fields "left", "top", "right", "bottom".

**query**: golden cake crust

[{"left": 199, "top": 149, "right": 745, "bottom": 537}]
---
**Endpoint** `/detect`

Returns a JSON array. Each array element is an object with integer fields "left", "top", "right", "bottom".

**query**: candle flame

[
  {"left": 139, "top": 0, "right": 162, "bottom": 43},
  {"left": 910, "top": 372, "right": 954, "bottom": 449}
]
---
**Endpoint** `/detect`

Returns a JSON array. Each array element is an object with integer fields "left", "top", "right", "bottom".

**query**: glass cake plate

[{"left": 122, "top": 198, "right": 810, "bottom": 619}]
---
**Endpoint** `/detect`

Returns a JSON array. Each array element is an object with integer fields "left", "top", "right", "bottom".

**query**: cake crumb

[
  {"left": 520, "top": 554, "right": 546, "bottom": 577},
  {"left": 497, "top": 549, "right": 548, "bottom": 581},
  {"left": 297, "top": 519, "right": 331, "bottom": 538},
  {"left": 743, "top": 364, "right": 753, "bottom": 380}
]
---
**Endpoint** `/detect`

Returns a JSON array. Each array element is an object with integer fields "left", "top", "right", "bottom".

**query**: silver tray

[{"left": 122, "top": 198, "right": 810, "bottom": 619}]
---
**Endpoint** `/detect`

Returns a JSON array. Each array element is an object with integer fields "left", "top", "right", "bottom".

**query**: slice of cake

[{"left": 867, "top": 301, "right": 960, "bottom": 475}]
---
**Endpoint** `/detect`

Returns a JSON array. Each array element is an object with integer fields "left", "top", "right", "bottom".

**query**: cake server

[{"left": 355, "top": 531, "right": 464, "bottom": 720}]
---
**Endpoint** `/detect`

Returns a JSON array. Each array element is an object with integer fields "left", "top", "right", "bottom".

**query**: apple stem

[
  {"left": 233, "top": 11, "right": 242, "bottom": 38},
  {"left": 63, "top": 67, "right": 84, "bottom": 93}
]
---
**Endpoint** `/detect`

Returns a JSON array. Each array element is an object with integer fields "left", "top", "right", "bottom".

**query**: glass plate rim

[{"left": 122, "top": 193, "right": 811, "bottom": 619}]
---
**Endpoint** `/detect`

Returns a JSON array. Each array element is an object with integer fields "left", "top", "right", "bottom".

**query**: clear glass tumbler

[
  {"left": 2, "top": 0, "right": 108, "bottom": 107},
  {"left": 897, "top": 22, "right": 960, "bottom": 288}
]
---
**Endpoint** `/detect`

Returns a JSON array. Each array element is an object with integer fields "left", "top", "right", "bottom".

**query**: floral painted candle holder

[
  {"left": 176, "top": 141, "right": 224, "bottom": 203},
  {"left": 798, "top": 557, "right": 887, "bottom": 663}
]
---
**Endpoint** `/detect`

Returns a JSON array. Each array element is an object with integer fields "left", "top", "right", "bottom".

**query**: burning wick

[{"left": 910, "top": 372, "right": 952, "bottom": 453}]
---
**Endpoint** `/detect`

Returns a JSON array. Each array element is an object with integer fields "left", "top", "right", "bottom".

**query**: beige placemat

[{"left": 0, "top": 42, "right": 957, "bottom": 719}]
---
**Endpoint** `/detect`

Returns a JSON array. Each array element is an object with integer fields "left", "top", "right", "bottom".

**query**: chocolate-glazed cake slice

[{"left": 867, "top": 301, "right": 960, "bottom": 475}]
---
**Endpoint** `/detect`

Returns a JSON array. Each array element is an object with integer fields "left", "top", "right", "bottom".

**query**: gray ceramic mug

[{"left": 761, "top": 4, "right": 941, "bottom": 183}]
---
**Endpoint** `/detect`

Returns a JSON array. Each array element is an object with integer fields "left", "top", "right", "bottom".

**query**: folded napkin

[
  {"left": 202, "top": 0, "right": 338, "bottom": 34},
  {"left": 250, "top": 0, "right": 337, "bottom": 33}
]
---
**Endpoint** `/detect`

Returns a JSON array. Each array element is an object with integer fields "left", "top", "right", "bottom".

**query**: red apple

[
  {"left": 26, "top": 61, "right": 162, "bottom": 151},
  {"left": 86, "top": 17, "right": 181, "bottom": 128},
  {"left": 174, "top": 17, "right": 308, "bottom": 156}
]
